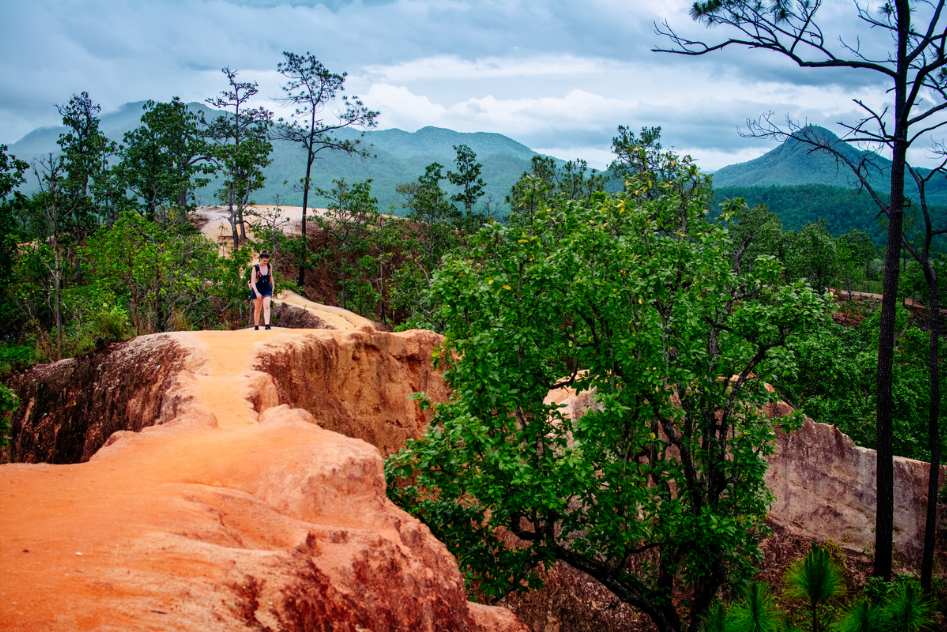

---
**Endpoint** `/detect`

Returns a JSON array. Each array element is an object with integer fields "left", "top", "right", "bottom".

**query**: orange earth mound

[{"left": 0, "top": 328, "right": 526, "bottom": 632}]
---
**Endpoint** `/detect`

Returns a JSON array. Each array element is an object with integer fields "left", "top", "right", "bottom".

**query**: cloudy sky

[{"left": 0, "top": 0, "right": 928, "bottom": 170}]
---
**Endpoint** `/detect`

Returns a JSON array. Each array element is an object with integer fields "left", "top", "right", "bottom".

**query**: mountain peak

[{"left": 712, "top": 125, "right": 882, "bottom": 190}]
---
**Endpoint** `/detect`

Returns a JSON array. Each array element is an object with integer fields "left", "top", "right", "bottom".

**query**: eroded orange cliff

[{"left": 0, "top": 328, "right": 524, "bottom": 632}]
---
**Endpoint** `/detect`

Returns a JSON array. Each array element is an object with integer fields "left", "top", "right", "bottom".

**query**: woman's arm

[{"left": 250, "top": 266, "right": 260, "bottom": 298}]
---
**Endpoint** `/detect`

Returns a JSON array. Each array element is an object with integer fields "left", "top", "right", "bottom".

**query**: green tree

[
  {"left": 837, "top": 230, "right": 875, "bottom": 300},
  {"left": 786, "top": 220, "right": 839, "bottom": 291},
  {"left": 0, "top": 145, "right": 28, "bottom": 300},
  {"left": 314, "top": 178, "right": 379, "bottom": 312},
  {"left": 833, "top": 600, "right": 884, "bottom": 632},
  {"left": 880, "top": 581, "right": 937, "bottom": 632},
  {"left": 120, "top": 98, "right": 215, "bottom": 224},
  {"left": 447, "top": 143, "right": 487, "bottom": 229},
  {"left": 390, "top": 164, "right": 462, "bottom": 328},
  {"left": 783, "top": 544, "right": 845, "bottom": 632},
  {"left": 557, "top": 158, "right": 606, "bottom": 201},
  {"left": 702, "top": 602, "right": 729, "bottom": 632},
  {"left": 206, "top": 67, "right": 273, "bottom": 249},
  {"left": 401, "top": 162, "right": 460, "bottom": 270},
  {"left": 505, "top": 155, "right": 558, "bottom": 230},
  {"left": 55, "top": 92, "right": 117, "bottom": 239},
  {"left": 274, "top": 51, "right": 378, "bottom": 288},
  {"left": 657, "top": 0, "right": 947, "bottom": 581},
  {"left": 609, "top": 125, "right": 676, "bottom": 194},
  {"left": 724, "top": 199, "right": 784, "bottom": 275},
  {"left": 386, "top": 158, "right": 830, "bottom": 632},
  {"left": 87, "top": 211, "right": 219, "bottom": 333}
]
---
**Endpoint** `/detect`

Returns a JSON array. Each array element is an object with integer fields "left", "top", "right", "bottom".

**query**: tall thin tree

[
  {"left": 274, "top": 51, "right": 378, "bottom": 289},
  {"left": 206, "top": 68, "right": 273, "bottom": 249},
  {"left": 657, "top": 0, "right": 947, "bottom": 582},
  {"left": 899, "top": 162, "right": 945, "bottom": 590}
]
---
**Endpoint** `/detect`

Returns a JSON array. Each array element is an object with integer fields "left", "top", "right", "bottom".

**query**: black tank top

[{"left": 255, "top": 264, "right": 272, "bottom": 292}]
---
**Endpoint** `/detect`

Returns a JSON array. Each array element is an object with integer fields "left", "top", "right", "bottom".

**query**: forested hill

[
  {"left": 710, "top": 184, "right": 897, "bottom": 244},
  {"left": 9, "top": 101, "right": 547, "bottom": 213},
  {"left": 712, "top": 125, "right": 947, "bottom": 206}
]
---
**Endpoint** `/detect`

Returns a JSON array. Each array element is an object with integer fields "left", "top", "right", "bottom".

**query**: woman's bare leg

[
  {"left": 253, "top": 298, "right": 263, "bottom": 327},
  {"left": 263, "top": 296, "right": 272, "bottom": 326}
]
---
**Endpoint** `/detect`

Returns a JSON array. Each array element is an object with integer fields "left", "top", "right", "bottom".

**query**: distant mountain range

[
  {"left": 9, "top": 101, "right": 549, "bottom": 213},
  {"left": 11, "top": 108, "right": 947, "bottom": 243}
]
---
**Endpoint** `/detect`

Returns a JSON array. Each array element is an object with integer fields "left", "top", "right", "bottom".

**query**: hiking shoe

[
  {"left": 264, "top": 325, "right": 271, "bottom": 330},
  {"left": 254, "top": 325, "right": 259, "bottom": 331}
]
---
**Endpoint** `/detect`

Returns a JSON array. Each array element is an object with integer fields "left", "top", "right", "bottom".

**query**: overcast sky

[{"left": 0, "top": 0, "right": 932, "bottom": 170}]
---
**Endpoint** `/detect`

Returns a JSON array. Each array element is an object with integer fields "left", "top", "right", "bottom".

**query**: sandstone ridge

[{"left": 0, "top": 327, "right": 525, "bottom": 632}]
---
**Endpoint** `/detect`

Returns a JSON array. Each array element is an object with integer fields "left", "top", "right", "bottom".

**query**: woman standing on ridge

[{"left": 249, "top": 251, "right": 274, "bottom": 330}]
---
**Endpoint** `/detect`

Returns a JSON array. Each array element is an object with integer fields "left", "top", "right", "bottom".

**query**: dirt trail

[
  {"left": 191, "top": 329, "right": 294, "bottom": 429},
  {"left": 0, "top": 328, "right": 315, "bottom": 628}
]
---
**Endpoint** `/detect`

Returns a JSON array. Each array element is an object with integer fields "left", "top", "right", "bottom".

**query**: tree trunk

[
  {"left": 299, "top": 157, "right": 314, "bottom": 288},
  {"left": 921, "top": 263, "right": 941, "bottom": 591},
  {"left": 341, "top": 264, "right": 346, "bottom": 311},
  {"left": 379, "top": 257, "right": 386, "bottom": 324},
  {"left": 53, "top": 249, "right": 63, "bottom": 362},
  {"left": 874, "top": 1, "right": 911, "bottom": 581}
]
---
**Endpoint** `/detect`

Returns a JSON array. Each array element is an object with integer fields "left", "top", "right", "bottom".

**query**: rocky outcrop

[
  {"left": 4, "top": 335, "right": 188, "bottom": 464},
  {"left": 0, "top": 328, "right": 525, "bottom": 632},
  {"left": 254, "top": 326, "right": 448, "bottom": 457},
  {"left": 766, "top": 416, "right": 947, "bottom": 561}
]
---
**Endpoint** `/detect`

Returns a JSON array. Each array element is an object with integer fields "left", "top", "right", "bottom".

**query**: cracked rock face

[
  {"left": 765, "top": 416, "right": 947, "bottom": 562},
  {"left": 0, "top": 329, "right": 525, "bottom": 632}
]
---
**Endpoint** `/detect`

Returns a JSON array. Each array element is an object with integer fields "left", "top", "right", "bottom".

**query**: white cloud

[
  {"left": 365, "top": 54, "right": 627, "bottom": 82},
  {"left": 532, "top": 147, "right": 614, "bottom": 171},
  {"left": 2, "top": 0, "right": 939, "bottom": 173},
  {"left": 367, "top": 84, "right": 629, "bottom": 133}
]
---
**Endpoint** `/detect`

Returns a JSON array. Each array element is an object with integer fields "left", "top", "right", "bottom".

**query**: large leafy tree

[
  {"left": 785, "top": 220, "right": 840, "bottom": 292},
  {"left": 55, "top": 92, "right": 117, "bottom": 241},
  {"left": 86, "top": 211, "right": 219, "bottom": 334},
  {"left": 206, "top": 67, "right": 273, "bottom": 249},
  {"left": 274, "top": 51, "right": 378, "bottom": 288},
  {"left": 387, "top": 159, "right": 830, "bottom": 632},
  {"left": 120, "top": 98, "right": 215, "bottom": 224},
  {"left": 656, "top": 0, "right": 947, "bottom": 583}
]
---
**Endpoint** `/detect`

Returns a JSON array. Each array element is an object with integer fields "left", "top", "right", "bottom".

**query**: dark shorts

[{"left": 249, "top": 286, "right": 273, "bottom": 300}]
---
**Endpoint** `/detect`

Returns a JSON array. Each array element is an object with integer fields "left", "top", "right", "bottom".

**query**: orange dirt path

[{"left": 0, "top": 327, "right": 339, "bottom": 630}]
